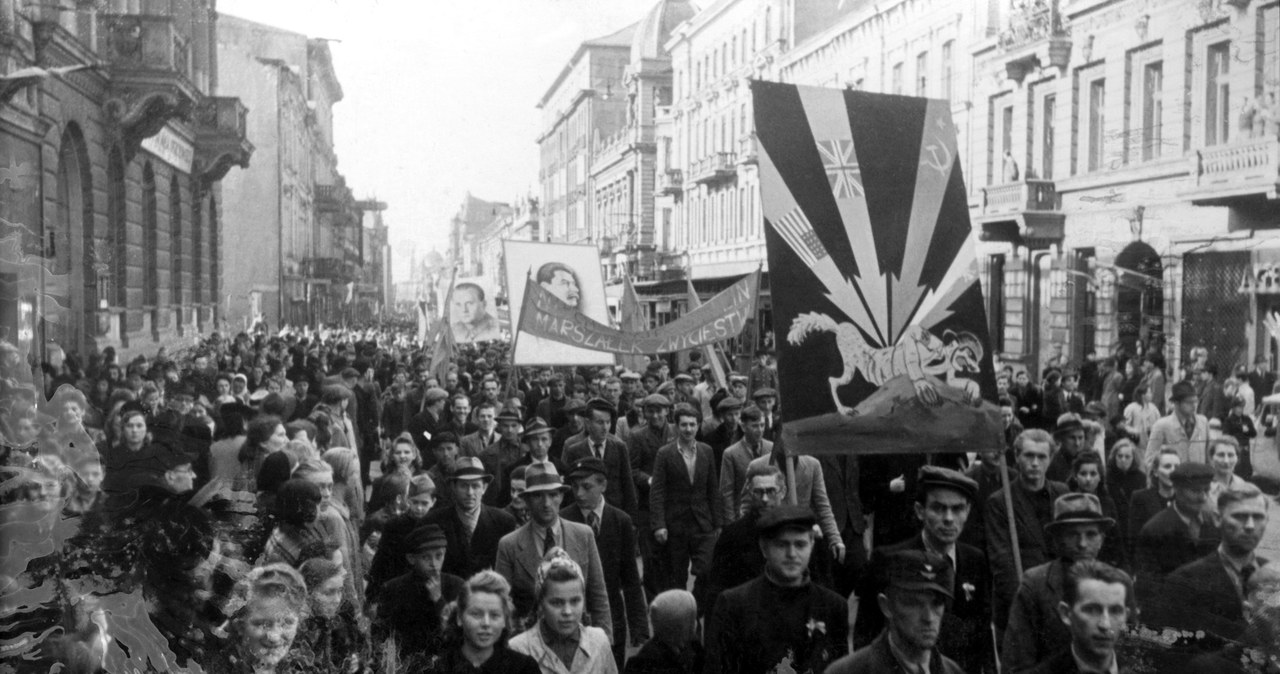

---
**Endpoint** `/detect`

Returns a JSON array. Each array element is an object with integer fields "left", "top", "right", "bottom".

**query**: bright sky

[{"left": 217, "top": 0, "right": 666, "bottom": 281}]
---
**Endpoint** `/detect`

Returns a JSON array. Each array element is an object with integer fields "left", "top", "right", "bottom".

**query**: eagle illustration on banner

[{"left": 753, "top": 81, "right": 1001, "bottom": 455}]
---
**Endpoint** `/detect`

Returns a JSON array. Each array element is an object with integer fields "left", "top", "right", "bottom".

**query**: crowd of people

[{"left": 2, "top": 326, "right": 1280, "bottom": 674}]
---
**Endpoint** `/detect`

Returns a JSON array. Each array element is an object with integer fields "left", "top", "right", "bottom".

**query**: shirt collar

[
  {"left": 1218, "top": 544, "right": 1256, "bottom": 575},
  {"left": 921, "top": 531, "right": 957, "bottom": 569},
  {"left": 886, "top": 630, "right": 932, "bottom": 674},
  {"left": 539, "top": 620, "right": 582, "bottom": 649},
  {"left": 590, "top": 500, "right": 606, "bottom": 522},
  {"left": 1070, "top": 644, "right": 1118, "bottom": 674}
]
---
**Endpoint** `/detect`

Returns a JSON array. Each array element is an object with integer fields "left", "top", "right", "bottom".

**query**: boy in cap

[
  {"left": 562, "top": 456, "right": 648, "bottom": 667},
  {"left": 828, "top": 548, "right": 964, "bottom": 674},
  {"left": 564, "top": 398, "right": 638, "bottom": 517},
  {"left": 374, "top": 524, "right": 465, "bottom": 657},
  {"left": 504, "top": 465, "right": 531, "bottom": 525},
  {"left": 704, "top": 505, "right": 849, "bottom": 674},
  {"left": 1047, "top": 414, "right": 1087, "bottom": 484},
  {"left": 855, "top": 466, "right": 991, "bottom": 674}
]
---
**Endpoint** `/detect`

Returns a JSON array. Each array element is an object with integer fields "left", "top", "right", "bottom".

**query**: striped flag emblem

[{"left": 771, "top": 208, "right": 828, "bottom": 267}]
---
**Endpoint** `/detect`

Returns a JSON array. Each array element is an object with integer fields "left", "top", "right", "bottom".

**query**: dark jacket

[
  {"left": 1002, "top": 559, "right": 1074, "bottom": 673},
  {"left": 1156, "top": 551, "right": 1267, "bottom": 639},
  {"left": 629, "top": 421, "right": 677, "bottom": 513},
  {"left": 985, "top": 477, "right": 1070, "bottom": 627},
  {"left": 1134, "top": 506, "right": 1221, "bottom": 610},
  {"left": 704, "top": 575, "right": 848, "bottom": 674},
  {"left": 825, "top": 631, "right": 965, "bottom": 674},
  {"left": 561, "top": 502, "right": 649, "bottom": 645},
  {"left": 1023, "top": 648, "right": 1129, "bottom": 674},
  {"left": 854, "top": 533, "right": 992, "bottom": 674},
  {"left": 366, "top": 512, "right": 431, "bottom": 599},
  {"left": 564, "top": 435, "right": 639, "bottom": 516},
  {"left": 374, "top": 571, "right": 465, "bottom": 656},
  {"left": 422, "top": 505, "right": 517, "bottom": 579},
  {"left": 650, "top": 441, "right": 724, "bottom": 534},
  {"left": 626, "top": 639, "right": 704, "bottom": 674}
]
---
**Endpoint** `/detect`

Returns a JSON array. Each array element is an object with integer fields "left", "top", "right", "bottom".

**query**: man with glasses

[{"left": 704, "top": 463, "right": 800, "bottom": 613}]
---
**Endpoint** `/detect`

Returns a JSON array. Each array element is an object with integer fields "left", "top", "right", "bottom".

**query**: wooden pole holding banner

[
  {"left": 499, "top": 273, "right": 528, "bottom": 408},
  {"left": 997, "top": 449, "right": 1024, "bottom": 580},
  {"left": 685, "top": 261, "right": 730, "bottom": 391}
]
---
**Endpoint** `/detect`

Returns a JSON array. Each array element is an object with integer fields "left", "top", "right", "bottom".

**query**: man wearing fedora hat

[
  {"left": 506, "top": 417, "right": 565, "bottom": 483},
  {"left": 563, "top": 398, "right": 638, "bottom": 518},
  {"left": 1002, "top": 492, "right": 1118, "bottom": 673},
  {"left": 421, "top": 456, "right": 517, "bottom": 579},
  {"left": 374, "top": 524, "right": 465, "bottom": 657},
  {"left": 855, "top": 466, "right": 992, "bottom": 674},
  {"left": 1146, "top": 381, "right": 1211, "bottom": 467},
  {"left": 494, "top": 462, "right": 613, "bottom": 641},
  {"left": 1047, "top": 414, "right": 1087, "bottom": 484},
  {"left": 562, "top": 456, "right": 648, "bottom": 667}
]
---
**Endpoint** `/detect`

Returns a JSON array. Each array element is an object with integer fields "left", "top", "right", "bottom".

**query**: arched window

[
  {"left": 107, "top": 147, "right": 127, "bottom": 310},
  {"left": 170, "top": 175, "right": 183, "bottom": 323},
  {"left": 142, "top": 163, "right": 158, "bottom": 307}
]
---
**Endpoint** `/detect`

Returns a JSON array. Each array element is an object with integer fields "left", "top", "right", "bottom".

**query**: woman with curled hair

[
  {"left": 234, "top": 415, "right": 288, "bottom": 493},
  {"left": 509, "top": 552, "right": 616, "bottom": 674},
  {"left": 206, "top": 563, "right": 316, "bottom": 674},
  {"left": 368, "top": 433, "right": 421, "bottom": 514},
  {"left": 298, "top": 557, "right": 367, "bottom": 673},
  {"left": 1106, "top": 438, "right": 1147, "bottom": 556},
  {"left": 421, "top": 570, "right": 540, "bottom": 674}
]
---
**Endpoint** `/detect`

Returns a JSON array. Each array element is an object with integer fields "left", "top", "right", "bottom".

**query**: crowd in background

[{"left": 2, "top": 325, "right": 1280, "bottom": 673}]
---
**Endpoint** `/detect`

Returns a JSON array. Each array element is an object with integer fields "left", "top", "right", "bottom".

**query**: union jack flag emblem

[{"left": 816, "top": 139, "right": 863, "bottom": 199}]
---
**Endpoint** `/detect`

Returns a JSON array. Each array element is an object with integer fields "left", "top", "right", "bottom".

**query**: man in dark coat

[
  {"left": 650, "top": 403, "right": 725, "bottom": 593},
  {"left": 1134, "top": 462, "right": 1221, "bottom": 609},
  {"left": 628, "top": 393, "right": 676, "bottom": 596},
  {"left": 985, "top": 429, "right": 1070, "bottom": 628},
  {"left": 535, "top": 373, "right": 570, "bottom": 429},
  {"left": 563, "top": 398, "right": 638, "bottom": 517},
  {"left": 826, "top": 549, "right": 964, "bottom": 674},
  {"left": 624, "top": 589, "right": 703, "bottom": 674},
  {"left": 422, "top": 456, "right": 517, "bottom": 579},
  {"left": 374, "top": 524, "right": 465, "bottom": 658},
  {"left": 855, "top": 466, "right": 992, "bottom": 674},
  {"left": 1023, "top": 560, "right": 1134, "bottom": 674},
  {"left": 1155, "top": 483, "right": 1269, "bottom": 640},
  {"left": 366, "top": 474, "right": 439, "bottom": 600},
  {"left": 1002, "top": 493, "right": 1118, "bottom": 673},
  {"left": 406, "top": 386, "right": 450, "bottom": 454},
  {"left": 704, "top": 506, "right": 849, "bottom": 674},
  {"left": 697, "top": 396, "right": 742, "bottom": 472},
  {"left": 819, "top": 451, "right": 868, "bottom": 599},
  {"left": 562, "top": 457, "right": 649, "bottom": 668}
]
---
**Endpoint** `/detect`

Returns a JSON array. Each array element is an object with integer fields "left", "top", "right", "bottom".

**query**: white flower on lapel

[
  {"left": 962, "top": 582, "right": 976, "bottom": 601},
  {"left": 805, "top": 618, "right": 827, "bottom": 638}
]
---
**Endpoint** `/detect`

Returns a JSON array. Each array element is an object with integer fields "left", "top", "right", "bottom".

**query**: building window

[
  {"left": 1142, "top": 61, "right": 1163, "bottom": 160},
  {"left": 916, "top": 51, "right": 928, "bottom": 97},
  {"left": 1206, "top": 42, "right": 1230, "bottom": 146},
  {"left": 1042, "top": 94, "right": 1056, "bottom": 179},
  {"left": 1001, "top": 105, "right": 1014, "bottom": 181},
  {"left": 1087, "top": 78, "right": 1106, "bottom": 172},
  {"left": 892, "top": 62, "right": 903, "bottom": 95},
  {"left": 941, "top": 40, "right": 954, "bottom": 101}
]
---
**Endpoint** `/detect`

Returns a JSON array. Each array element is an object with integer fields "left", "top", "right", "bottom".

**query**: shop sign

[
  {"left": 140, "top": 127, "right": 194, "bottom": 173},
  {"left": 1239, "top": 263, "right": 1280, "bottom": 294}
]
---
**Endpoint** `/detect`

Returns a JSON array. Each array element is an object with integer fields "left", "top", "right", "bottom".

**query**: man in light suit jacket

[
  {"left": 719, "top": 405, "right": 772, "bottom": 520},
  {"left": 562, "top": 457, "right": 648, "bottom": 668},
  {"left": 651, "top": 403, "right": 726, "bottom": 594},
  {"left": 748, "top": 445, "right": 843, "bottom": 563},
  {"left": 495, "top": 462, "right": 614, "bottom": 642},
  {"left": 422, "top": 456, "right": 517, "bottom": 580},
  {"left": 563, "top": 398, "right": 638, "bottom": 518}
]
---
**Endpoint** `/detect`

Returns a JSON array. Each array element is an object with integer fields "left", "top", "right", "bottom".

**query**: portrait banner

[
  {"left": 503, "top": 240, "right": 612, "bottom": 365},
  {"left": 518, "top": 270, "right": 759, "bottom": 355},
  {"left": 753, "top": 81, "right": 1002, "bottom": 455},
  {"left": 442, "top": 275, "right": 501, "bottom": 343}
]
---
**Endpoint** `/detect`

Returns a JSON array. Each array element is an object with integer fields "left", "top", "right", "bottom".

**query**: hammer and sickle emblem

[{"left": 921, "top": 140, "right": 952, "bottom": 174}]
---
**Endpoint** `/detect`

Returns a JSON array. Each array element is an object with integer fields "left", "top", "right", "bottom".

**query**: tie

[
  {"left": 1182, "top": 415, "right": 1196, "bottom": 440},
  {"left": 1241, "top": 563, "right": 1258, "bottom": 598},
  {"left": 463, "top": 516, "right": 476, "bottom": 540},
  {"left": 594, "top": 443, "right": 603, "bottom": 459},
  {"left": 543, "top": 525, "right": 556, "bottom": 555},
  {"left": 587, "top": 511, "right": 599, "bottom": 535}
]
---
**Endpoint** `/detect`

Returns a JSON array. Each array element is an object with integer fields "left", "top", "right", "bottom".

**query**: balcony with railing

[
  {"left": 691, "top": 152, "right": 738, "bottom": 185},
  {"left": 302, "top": 257, "right": 354, "bottom": 282},
  {"left": 658, "top": 168, "right": 684, "bottom": 195},
  {"left": 997, "top": 0, "right": 1071, "bottom": 83},
  {"left": 315, "top": 181, "right": 353, "bottom": 212},
  {"left": 975, "top": 179, "right": 1064, "bottom": 248},
  {"left": 97, "top": 13, "right": 200, "bottom": 147},
  {"left": 194, "top": 96, "right": 253, "bottom": 187},
  {"left": 1181, "top": 137, "right": 1280, "bottom": 207}
]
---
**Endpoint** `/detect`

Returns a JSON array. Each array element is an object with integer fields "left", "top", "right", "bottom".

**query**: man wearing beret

[
  {"left": 1002, "top": 492, "right": 1117, "bottom": 673},
  {"left": 828, "top": 548, "right": 964, "bottom": 674},
  {"left": 374, "top": 524, "right": 465, "bottom": 658},
  {"left": 855, "top": 466, "right": 992, "bottom": 673},
  {"left": 562, "top": 457, "right": 648, "bottom": 668},
  {"left": 564, "top": 398, "right": 638, "bottom": 518},
  {"left": 1134, "top": 461, "right": 1221, "bottom": 609},
  {"left": 704, "top": 505, "right": 849, "bottom": 674},
  {"left": 1146, "top": 380, "right": 1211, "bottom": 467}
]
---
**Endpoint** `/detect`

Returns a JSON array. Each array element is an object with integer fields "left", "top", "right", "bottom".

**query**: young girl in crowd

[{"left": 510, "top": 552, "right": 616, "bottom": 674}]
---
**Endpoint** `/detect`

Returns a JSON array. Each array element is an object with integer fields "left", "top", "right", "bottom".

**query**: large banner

[
  {"left": 441, "top": 275, "right": 501, "bottom": 343},
  {"left": 504, "top": 241, "right": 612, "bottom": 365},
  {"left": 754, "top": 81, "right": 1002, "bottom": 455},
  {"left": 518, "top": 270, "right": 759, "bottom": 355}
]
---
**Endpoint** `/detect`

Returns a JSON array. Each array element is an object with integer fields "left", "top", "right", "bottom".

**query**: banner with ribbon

[{"left": 517, "top": 269, "right": 760, "bottom": 355}]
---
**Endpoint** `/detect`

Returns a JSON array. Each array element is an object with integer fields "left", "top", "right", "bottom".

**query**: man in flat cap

[
  {"left": 828, "top": 548, "right": 964, "bottom": 674},
  {"left": 551, "top": 398, "right": 588, "bottom": 461},
  {"left": 672, "top": 373, "right": 698, "bottom": 410},
  {"left": 699, "top": 396, "right": 743, "bottom": 473},
  {"left": 494, "top": 462, "right": 613, "bottom": 640},
  {"left": 1147, "top": 380, "right": 1211, "bottom": 467},
  {"left": 752, "top": 387, "right": 780, "bottom": 443},
  {"left": 563, "top": 398, "right": 637, "bottom": 518},
  {"left": 856, "top": 466, "right": 991, "bottom": 673},
  {"left": 628, "top": 393, "right": 677, "bottom": 596},
  {"left": 374, "top": 524, "right": 465, "bottom": 657},
  {"left": 1003, "top": 492, "right": 1118, "bottom": 673},
  {"left": 562, "top": 457, "right": 648, "bottom": 667},
  {"left": 705, "top": 505, "right": 849, "bottom": 674},
  {"left": 367, "top": 473, "right": 441, "bottom": 598},
  {"left": 719, "top": 405, "right": 773, "bottom": 521},
  {"left": 422, "top": 456, "right": 517, "bottom": 579},
  {"left": 1135, "top": 461, "right": 1221, "bottom": 608},
  {"left": 1047, "top": 414, "right": 1087, "bottom": 484}
]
